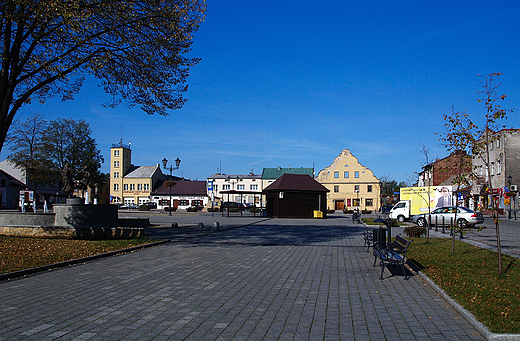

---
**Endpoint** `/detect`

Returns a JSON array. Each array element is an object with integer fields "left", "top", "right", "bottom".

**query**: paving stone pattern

[{"left": 0, "top": 216, "right": 485, "bottom": 340}]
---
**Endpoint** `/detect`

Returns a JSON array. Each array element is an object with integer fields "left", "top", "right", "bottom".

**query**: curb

[
  {"left": 418, "top": 271, "right": 520, "bottom": 340},
  {"left": 0, "top": 240, "right": 172, "bottom": 282}
]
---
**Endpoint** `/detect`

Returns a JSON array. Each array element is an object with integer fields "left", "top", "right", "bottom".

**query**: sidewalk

[{"left": 0, "top": 215, "right": 490, "bottom": 340}]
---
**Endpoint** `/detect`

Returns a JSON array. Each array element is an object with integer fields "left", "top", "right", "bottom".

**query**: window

[
  {"left": 334, "top": 185, "right": 339, "bottom": 193},
  {"left": 114, "top": 161, "right": 119, "bottom": 168},
  {"left": 366, "top": 199, "right": 373, "bottom": 206},
  {"left": 214, "top": 184, "right": 218, "bottom": 192},
  {"left": 223, "top": 184, "right": 230, "bottom": 190},
  {"left": 352, "top": 198, "right": 360, "bottom": 206},
  {"left": 250, "top": 184, "right": 258, "bottom": 190},
  {"left": 344, "top": 171, "right": 349, "bottom": 178},
  {"left": 237, "top": 184, "right": 245, "bottom": 190},
  {"left": 0, "top": 179, "right": 5, "bottom": 187},
  {"left": 192, "top": 200, "right": 203, "bottom": 206},
  {"left": 367, "top": 185, "right": 372, "bottom": 192},
  {"left": 144, "top": 184, "right": 149, "bottom": 191},
  {"left": 354, "top": 171, "right": 359, "bottom": 178},
  {"left": 114, "top": 150, "right": 119, "bottom": 156},
  {"left": 334, "top": 171, "right": 339, "bottom": 178},
  {"left": 137, "top": 184, "right": 143, "bottom": 191},
  {"left": 496, "top": 138, "right": 501, "bottom": 149},
  {"left": 491, "top": 162, "right": 495, "bottom": 175},
  {"left": 130, "top": 184, "right": 135, "bottom": 191},
  {"left": 123, "top": 184, "right": 128, "bottom": 191},
  {"left": 113, "top": 172, "right": 119, "bottom": 179},
  {"left": 354, "top": 185, "right": 359, "bottom": 192},
  {"left": 180, "top": 199, "right": 189, "bottom": 206},
  {"left": 497, "top": 160, "right": 502, "bottom": 174},
  {"left": 113, "top": 184, "right": 119, "bottom": 191}
]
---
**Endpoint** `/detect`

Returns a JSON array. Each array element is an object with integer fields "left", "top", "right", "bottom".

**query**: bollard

[
  {"left": 171, "top": 222, "right": 178, "bottom": 228},
  {"left": 198, "top": 222, "right": 204, "bottom": 228},
  {"left": 213, "top": 221, "right": 220, "bottom": 232}
]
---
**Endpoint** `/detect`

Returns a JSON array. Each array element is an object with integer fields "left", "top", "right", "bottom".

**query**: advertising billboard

[{"left": 400, "top": 186, "right": 453, "bottom": 215}]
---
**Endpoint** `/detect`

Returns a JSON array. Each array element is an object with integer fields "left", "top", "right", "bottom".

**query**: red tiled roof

[
  {"left": 263, "top": 174, "right": 329, "bottom": 193},
  {"left": 153, "top": 180, "right": 207, "bottom": 196}
]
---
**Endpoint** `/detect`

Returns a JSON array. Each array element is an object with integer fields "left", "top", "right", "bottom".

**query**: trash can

[
  {"left": 314, "top": 210, "right": 323, "bottom": 219},
  {"left": 373, "top": 228, "right": 387, "bottom": 250}
]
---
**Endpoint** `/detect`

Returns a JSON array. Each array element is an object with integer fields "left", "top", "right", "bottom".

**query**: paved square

[{"left": 0, "top": 216, "right": 485, "bottom": 340}]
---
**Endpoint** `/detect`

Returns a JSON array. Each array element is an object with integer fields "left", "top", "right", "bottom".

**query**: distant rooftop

[
  {"left": 262, "top": 167, "right": 314, "bottom": 180},
  {"left": 125, "top": 165, "right": 158, "bottom": 178}
]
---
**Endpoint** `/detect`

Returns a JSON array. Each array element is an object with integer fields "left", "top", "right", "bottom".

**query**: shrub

[
  {"left": 249, "top": 207, "right": 261, "bottom": 213},
  {"left": 343, "top": 209, "right": 354, "bottom": 214},
  {"left": 138, "top": 205, "right": 150, "bottom": 211},
  {"left": 207, "top": 207, "right": 220, "bottom": 212},
  {"left": 164, "top": 207, "right": 177, "bottom": 212},
  {"left": 361, "top": 210, "right": 372, "bottom": 214},
  {"left": 403, "top": 225, "right": 427, "bottom": 238},
  {"left": 326, "top": 209, "right": 335, "bottom": 214},
  {"left": 186, "top": 206, "right": 198, "bottom": 212}
]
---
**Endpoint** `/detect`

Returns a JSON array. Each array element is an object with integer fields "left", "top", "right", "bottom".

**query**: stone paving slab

[{"left": 0, "top": 216, "right": 486, "bottom": 340}]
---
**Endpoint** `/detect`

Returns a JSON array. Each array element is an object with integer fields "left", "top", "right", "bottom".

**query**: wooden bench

[{"left": 373, "top": 234, "right": 412, "bottom": 280}]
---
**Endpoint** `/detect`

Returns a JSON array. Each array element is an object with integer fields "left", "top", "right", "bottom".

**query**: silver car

[{"left": 412, "top": 206, "right": 484, "bottom": 228}]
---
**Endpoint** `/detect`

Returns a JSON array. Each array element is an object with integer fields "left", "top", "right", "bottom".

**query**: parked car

[
  {"left": 412, "top": 206, "right": 484, "bottom": 228},
  {"left": 139, "top": 202, "right": 157, "bottom": 209},
  {"left": 119, "top": 203, "right": 138, "bottom": 209}
]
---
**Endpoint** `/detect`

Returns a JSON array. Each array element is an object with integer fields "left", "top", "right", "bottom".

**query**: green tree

[
  {"left": 0, "top": 0, "right": 206, "bottom": 153},
  {"left": 440, "top": 73, "right": 514, "bottom": 274},
  {"left": 40, "top": 118, "right": 104, "bottom": 189}
]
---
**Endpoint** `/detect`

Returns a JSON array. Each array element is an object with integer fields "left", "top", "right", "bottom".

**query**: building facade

[
  {"left": 150, "top": 180, "right": 209, "bottom": 210},
  {"left": 109, "top": 143, "right": 166, "bottom": 205},
  {"left": 471, "top": 129, "right": 520, "bottom": 211},
  {"left": 206, "top": 173, "right": 262, "bottom": 207},
  {"left": 418, "top": 150, "right": 471, "bottom": 187},
  {"left": 316, "top": 149, "right": 381, "bottom": 211}
]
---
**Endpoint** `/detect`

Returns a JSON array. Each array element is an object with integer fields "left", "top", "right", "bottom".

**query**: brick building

[{"left": 418, "top": 150, "right": 471, "bottom": 187}]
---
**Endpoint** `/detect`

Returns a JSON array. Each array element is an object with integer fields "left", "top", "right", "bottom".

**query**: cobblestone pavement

[{"left": 0, "top": 215, "right": 486, "bottom": 340}]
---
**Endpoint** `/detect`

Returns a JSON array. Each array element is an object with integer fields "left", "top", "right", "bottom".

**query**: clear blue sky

[{"left": 4, "top": 1, "right": 520, "bottom": 183}]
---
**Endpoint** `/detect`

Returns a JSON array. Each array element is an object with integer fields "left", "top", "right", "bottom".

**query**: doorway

[{"left": 335, "top": 200, "right": 345, "bottom": 210}]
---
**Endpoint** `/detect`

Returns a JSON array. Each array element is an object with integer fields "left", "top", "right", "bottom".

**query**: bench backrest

[{"left": 393, "top": 235, "right": 411, "bottom": 252}]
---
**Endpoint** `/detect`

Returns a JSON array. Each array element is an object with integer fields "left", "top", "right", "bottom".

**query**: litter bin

[
  {"left": 314, "top": 210, "right": 323, "bottom": 219},
  {"left": 373, "top": 228, "right": 387, "bottom": 250}
]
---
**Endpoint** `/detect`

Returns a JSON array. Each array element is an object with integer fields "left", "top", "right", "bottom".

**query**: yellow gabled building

[
  {"left": 109, "top": 143, "right": 164, "bottom": 205},
  {"left": 316, "top": 149, "right": 380, "bottom": 212}
]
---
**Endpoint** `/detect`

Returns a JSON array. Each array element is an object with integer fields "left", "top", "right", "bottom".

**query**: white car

[{"left": 412, "top": 206, "right": 484, "bottom": 228}]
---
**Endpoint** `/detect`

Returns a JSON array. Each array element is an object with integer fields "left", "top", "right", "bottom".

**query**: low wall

[
  {"left": 54, "top": 204, "right": 118, "bottom": 227},
  {"left": 0, "top": 212, "right": 55, "bottom": 226}
]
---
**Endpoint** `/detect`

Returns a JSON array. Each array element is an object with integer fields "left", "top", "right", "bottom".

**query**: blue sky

[{"left": 4, "top": 1, "right": 520, "bottom": 183}]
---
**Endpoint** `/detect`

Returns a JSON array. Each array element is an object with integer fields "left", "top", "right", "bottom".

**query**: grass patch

[
  {"left": 407, "top": 238, "right": 520, "bottom": 334},
  {"left": 0, "top": 236, "right": 156, "bottom": 274},
  {"left": 362, "top": 218, "right": 403, "bottom": 226}
]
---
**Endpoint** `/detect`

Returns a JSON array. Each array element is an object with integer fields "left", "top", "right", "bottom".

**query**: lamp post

[
  {"left": 162, "top": 157, "right": 181, "bottom": 216},
  {"left": 508, "top": 175, "right": 513, "bottom": 220}
]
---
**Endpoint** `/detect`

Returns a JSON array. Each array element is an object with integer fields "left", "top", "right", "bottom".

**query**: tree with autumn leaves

[
  {"left": 440, "top": 73, "right": 514, "bottom": 275},
  {"left": 0, "top": 0, "right": 206, "bottom": 153}
]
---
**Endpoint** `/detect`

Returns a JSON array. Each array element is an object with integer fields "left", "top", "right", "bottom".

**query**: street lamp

[
  {"left": 508, "top": 175, "right": 513, "bottom": 220},
  {"left": 162, "top": 157, "right": 181, "bottom": 216}
]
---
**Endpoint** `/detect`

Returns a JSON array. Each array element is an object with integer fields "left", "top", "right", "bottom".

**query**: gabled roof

[
  {"left": 125, "top": 165, "right": 159, "bottom": 178},
  {"left": 262, "top": 167, "right": 314, "bottom": 180},
  {"left": 263, "top": 174, "right": 329, "bottom": 193},
  {"left": 0, "top": 169, "right": 26, "bottom": 187},
  {"left": 153, "top": 180, "right": 208, "bottom": 196}
]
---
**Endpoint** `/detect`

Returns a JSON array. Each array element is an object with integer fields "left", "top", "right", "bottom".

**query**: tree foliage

[
  {"left": 6, "top": 112, "right": 47, "bottom": 187},
  {"left": 0, "top": 0, "right": 206, "bottom": 152},
  {"left": 439, "top": 73, "right": 514, "bottom": 274},
  {"left": 8, "top": 115, "right": 104, "bottom": 190}
]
